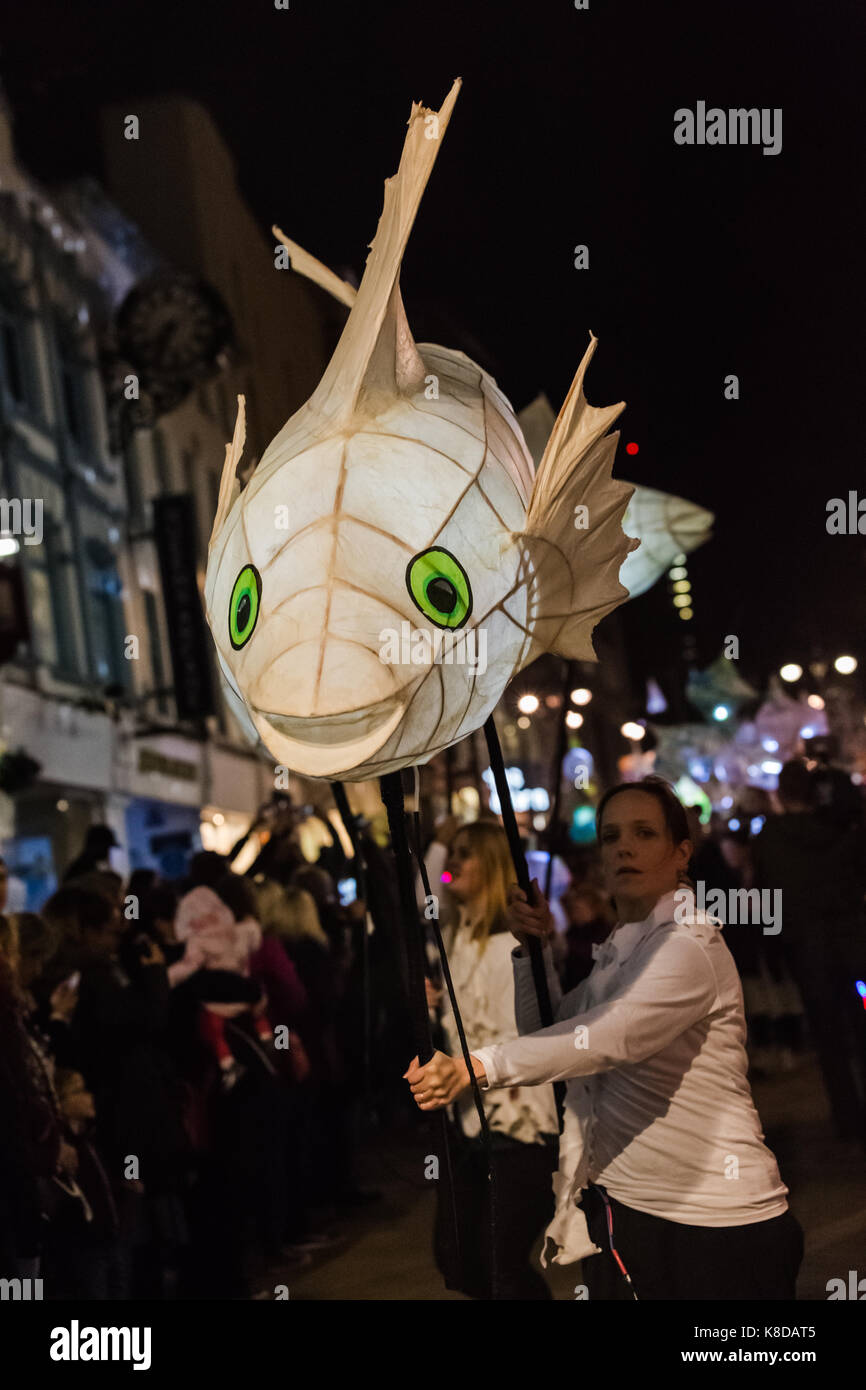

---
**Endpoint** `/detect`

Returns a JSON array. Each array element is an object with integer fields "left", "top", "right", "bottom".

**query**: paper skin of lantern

[
  {"left": 205, "top": 79, "right": 638, "bottom": 782},
  {"left": 619, "top": 486, "right": 713, "bottom": 598},
  {"left": 519, "top": 394, "right": 714, "bottom": 599}
]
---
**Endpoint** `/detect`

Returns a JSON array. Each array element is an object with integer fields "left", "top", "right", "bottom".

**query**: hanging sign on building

[
  {"left": 137, "top": 747, "right": 199, "bottom": 781},
  {"left": 152, "top": 493, "right": 215, "bottom": 722}
]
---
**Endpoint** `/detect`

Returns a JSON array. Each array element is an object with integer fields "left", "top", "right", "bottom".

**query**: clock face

[{"left": 117, "top": 273, "right": 232, "bottom": 376}]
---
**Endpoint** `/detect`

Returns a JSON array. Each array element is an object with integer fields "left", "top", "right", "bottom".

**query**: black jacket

[
  {"left": 752, "top": 811, "right": 866, "bottom": 933},
  {"left": 69, "top": 956, "right": 188, "bottom": 1185}
]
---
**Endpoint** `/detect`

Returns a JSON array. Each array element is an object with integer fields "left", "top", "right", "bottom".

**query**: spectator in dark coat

[
  {"left": 753, "top": 759, "right": 866, "bottom": 1140},
  {"left": 63, "top": 825, "right": 118, "bottom": 883},
  {"left": 42, "top": 1068, "right": 125, "bottom": 1299},
  {"left": 0, "top": 928, "right": 61, "bottom": 1279},
  {"left": 43, "top": 885, "right": 191, "bottom": 1296}
]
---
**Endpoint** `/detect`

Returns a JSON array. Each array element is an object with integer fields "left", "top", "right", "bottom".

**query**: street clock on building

[
  {"left": 107, "top": 271, "right": 235, "bottom": 447},
  {"left": 116, "top": 271, "right": 232, "bottom": 378}
]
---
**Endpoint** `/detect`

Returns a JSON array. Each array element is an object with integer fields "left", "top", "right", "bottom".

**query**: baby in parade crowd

[{"left": 169, "top": 886, "right": 273, "bottom": 1081}]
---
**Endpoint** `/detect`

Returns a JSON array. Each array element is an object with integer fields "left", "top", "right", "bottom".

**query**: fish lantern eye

[
  {"left": 406, "top": 547, "right": 472, "bottom": 630},
  {"left": 229, "top": 564, "right": 262, "bottom": 649}
]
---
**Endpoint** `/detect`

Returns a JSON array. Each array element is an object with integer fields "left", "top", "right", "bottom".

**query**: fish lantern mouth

[{"left": 251, "top": 693, "right": 407, "bottom": 778}]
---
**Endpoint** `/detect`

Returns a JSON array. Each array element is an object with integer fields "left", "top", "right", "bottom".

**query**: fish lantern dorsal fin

[
  {"left": 307, "top": 78, "right": 462, "bottom": 424},
  {"left": 270, "top": 231, "right": 420, "bottom": 408},
  {"left": 357, "top": 277, "right": 426, "bottom": 412}
]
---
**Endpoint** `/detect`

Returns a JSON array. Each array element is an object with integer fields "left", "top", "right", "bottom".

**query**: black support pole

[
  {"left": 380, "top": 768, "right": 462, "bottom": 1287},
  {"left": 544, "top": 659, "right": 576, "bottom": 900},
  {"left": 483, "top": 714, "right": 555, "bottom": 1029},
  {"left": 331, "top": 781, "right": 371, "bottom": 1103},
  {"left": 380, "top": 771, "right": 434, "bottom": 1062}
]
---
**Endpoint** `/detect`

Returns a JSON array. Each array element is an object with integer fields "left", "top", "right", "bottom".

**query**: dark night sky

[{"left": 3, "top": 0, "right": 864, "bottom": 694}]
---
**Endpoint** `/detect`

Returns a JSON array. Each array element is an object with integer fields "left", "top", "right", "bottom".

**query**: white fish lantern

[
  {"left": 205, "top": 80, "right": 638, "bottom": 782},
  {"left": 619, "top": 486, "right": 713, "bottom": 599},
  {"left": 519, "top": 395, "right": 714, "bottom": 600}
]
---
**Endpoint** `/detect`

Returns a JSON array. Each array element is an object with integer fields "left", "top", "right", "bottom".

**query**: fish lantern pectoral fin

[{"left": 519, "top": 334, "right": 639, "bottom": 667}]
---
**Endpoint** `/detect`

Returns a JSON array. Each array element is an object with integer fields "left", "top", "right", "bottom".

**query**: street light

[
  {"left": 565, "top": 710, "right": 583, "bottom": 730},
  {"left": 834, "top": 655, "right": 858, "bottom": 675},
  {"left": 780, "top": 663, "right": 803, "bottom": 682},
  {"left": 517, "top": 694, "right": 539, "bottom": 714},
  {"left": 621, "top": 721, "right": 645, "bottom": 741},
  {"left": 570, "top": 688, "right": 592, "bottom": 706}
]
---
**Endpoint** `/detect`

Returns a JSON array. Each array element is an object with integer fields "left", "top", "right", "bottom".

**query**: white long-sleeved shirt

[
  {"left": 440, "top": 915, "right": 558, "bottom": 1144},
  {"left": 471, "top": 889, "right": 789, "bottom": 1264}
]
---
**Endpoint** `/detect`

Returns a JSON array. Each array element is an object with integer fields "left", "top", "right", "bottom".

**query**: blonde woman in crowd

[{"left": 422, "top": 821, "right": 558, "bottom": 1299}]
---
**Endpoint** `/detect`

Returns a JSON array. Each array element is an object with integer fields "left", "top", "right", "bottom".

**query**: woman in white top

[
  {"left": 423, "top": 820, "right": 558, "bottom": 1299},
  {"left": 407, "top": 779, "right": 804, "bottom": 1300}
]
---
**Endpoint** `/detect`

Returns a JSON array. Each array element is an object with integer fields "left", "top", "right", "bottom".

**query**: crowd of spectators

[
  {"left": 0, "top": 797, "right": 411, "bottom": 1298},
  {"left": 2, "top": 757, "right": 864, "bottom": 1299}
]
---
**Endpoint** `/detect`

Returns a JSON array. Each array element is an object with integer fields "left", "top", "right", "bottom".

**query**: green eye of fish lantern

[
  {"left": 229, "top": 564, "right": 262, "bottom": 649},
  {"left": 406, "top": 548, "right": 472, "bottom": 630}
]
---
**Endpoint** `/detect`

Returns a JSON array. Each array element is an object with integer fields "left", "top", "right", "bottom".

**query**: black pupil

[
  {"left": 236, "top": 591, "right": 251, "bottom": 631},
  {"left": 426, "top": 576, "right": 457, "bottom": 614}
]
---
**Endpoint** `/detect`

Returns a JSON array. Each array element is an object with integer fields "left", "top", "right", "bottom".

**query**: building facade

[{"left": 0, "top": 88, "right": 333, "bottom": 902}]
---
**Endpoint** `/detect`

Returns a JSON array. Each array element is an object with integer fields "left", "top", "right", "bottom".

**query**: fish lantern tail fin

[
  {"left": 209, "top": 394, "right": 246, "bottom": 550},
  {"left": 520, "top": 334, "right": 639, "bottom": 665},
  {"left": 306, "top": 78, "right": 462, "bottom": 423}
]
